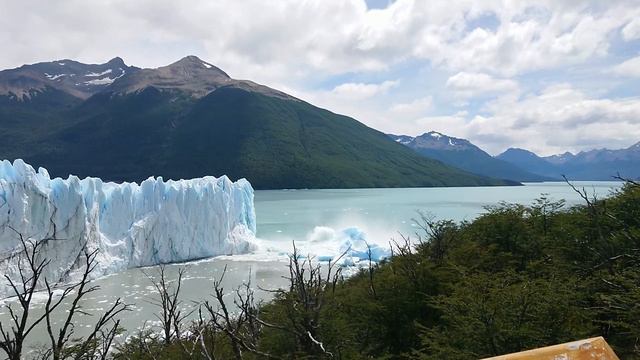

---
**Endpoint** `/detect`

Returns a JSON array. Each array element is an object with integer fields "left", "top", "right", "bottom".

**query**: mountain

[
  {"left": 496, "top": 148, "right": 561, "bottom": 178},
  {"left": 543, "top": 143, "right": 640, "bottom": 180},
  {"left": 108, "top": 55, "right": 292, "bottom": 100},
  {"left": 0, "top": 56, "right": 512, "bottom": 189},
  {"left": 497, "top": 144, "right": 640, "bottom": 180},
  {"left": 0, "top": 57, "right": 133, "bottom": 100},
  {"left": 389, "top": 132, "right": 552, "bottom": 182}
]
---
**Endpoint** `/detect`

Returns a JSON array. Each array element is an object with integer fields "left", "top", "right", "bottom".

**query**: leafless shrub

[{"left": 0, "top": 229, "right": 129, "bottom": 360}]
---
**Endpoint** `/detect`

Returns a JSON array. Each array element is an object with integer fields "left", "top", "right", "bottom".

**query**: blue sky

[
  {"left": 365, "top": 0, "right": 394, "bottom": 10},
  {"left": 1, "top": 0, "right": 639, "bottom": 155}
]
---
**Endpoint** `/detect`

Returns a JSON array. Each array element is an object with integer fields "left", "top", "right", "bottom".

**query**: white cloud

[
  {"left": 424, "top": 6, "right": 636, "bottom": 76},
  {"left": 446, "top": 72, "right": 518, "bottom": 99},
  {"left": 424, "top": 84, "right": 640, "bottom": 155},
  {"left": 412, "top": 112, "right": 470, "bottom": 137},
  {"left": 611, "top": 56, "right": 640, "bottom": 77},
  {"left": 389, "top": 96, "right": 433, "bottom": 117},
  {"left": 1, "top": 0, "right": 638, "bottom": 81},
  {"left": 622, "top": 18, "right": 640, "bottom": 41},
  {"left": 331, "top": 80, "right": 398, "bottom": 100}
]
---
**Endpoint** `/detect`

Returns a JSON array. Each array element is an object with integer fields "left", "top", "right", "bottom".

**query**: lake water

[
  {"left": 252, "top": 181, "right": 621, "bottom": 258},
  {"left": 0, "top": 182, "right": 622, "bottom": 351}
]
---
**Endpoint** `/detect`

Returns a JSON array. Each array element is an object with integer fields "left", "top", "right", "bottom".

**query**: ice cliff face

[{"left": 0, "top": 159, "right": 256, "bottom": 298}]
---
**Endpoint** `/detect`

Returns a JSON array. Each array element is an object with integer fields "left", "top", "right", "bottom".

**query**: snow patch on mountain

[
  {"left": 84, "top": 77, "right": 116, "bottom": 85},
  {"left": 396, "top": 138, "right": 413, "bottom": 145},
  {"left": 83, "top": 70, "right": 125, "bottom": 86},
  {"left": 86, "top": 69, "right": 113, "bottom": 77},
  {"left": 45, "top": 73, "right": 67, "bottom": 80},
  {"left": 0, "top": 160, "right": 256, "bottom": 298}
]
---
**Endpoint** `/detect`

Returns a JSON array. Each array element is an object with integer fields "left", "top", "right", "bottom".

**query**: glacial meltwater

[{"left": 0, "top": 182, "right": 622, "bottom": 351}]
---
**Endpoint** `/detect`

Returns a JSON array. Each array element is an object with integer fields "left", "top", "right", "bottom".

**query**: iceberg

[{"left": 0, "top": 159, "right": 256, "bottom": 298}]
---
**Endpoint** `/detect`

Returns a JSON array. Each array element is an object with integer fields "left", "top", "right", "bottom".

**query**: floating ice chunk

[
  {"left": 302, "top": 226, "right": 390, "bottom": 265},
  {"left": 338, "top": 227, "right": 389, "bottom": 263}
]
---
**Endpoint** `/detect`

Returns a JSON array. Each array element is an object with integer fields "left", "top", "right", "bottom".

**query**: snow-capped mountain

[
  {"left": 394, "top": 130, "right": 640, "bottom": 181},
  {"left": 416, "top": 131, "right": 480, "bottom": 150},
  {"left": 389, "top": 132, "right": 551, "bottom": 182},
  {"left": 545, "top": 151, "right": 575, "bottom": 165},
  {"left": 0, "top": 57, "right": 133, "bottom": 100},
  {"left": 108, "top": 55, "right": 294, "bottom": 100},
  {"left": 546, "top": 143, "right": 640, "bottom": 164},
  {"left": 0, "top": 160, "right": 256, "bottom": 298},
  {"left": 391, "top": 134, "right": 415, "bottom": 146},
  {"left": 0, "top": 55, "right": 293, "bottom": 102}
]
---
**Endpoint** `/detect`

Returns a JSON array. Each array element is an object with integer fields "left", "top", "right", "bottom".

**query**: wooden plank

[{"left": 482, "top": 337, "right": 619, "bottom": 360}]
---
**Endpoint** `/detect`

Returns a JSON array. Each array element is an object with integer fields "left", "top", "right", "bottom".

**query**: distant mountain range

[
  {"left": 388, "top": 132, "right": 553, "bottom": 182},
  {"left": 391, "top": 131, "right": 639, "bottom": 182},
  {"left": 497, "top": 144, "right": 640, "bottom": 181},
  {"left": 0, "top": 56, "right": 510, "bottom": 189}
]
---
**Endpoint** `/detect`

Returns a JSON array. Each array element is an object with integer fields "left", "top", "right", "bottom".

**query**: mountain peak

[
  {"left": 501, "top": 147, "right": 535, "bottom": 155},
  {"left": 107, "top": 57, "right": 126, "bottom": 67},
  {"left": 176, "top": 55, "right": 203, "bottom": 63},
  {"left": 545, "top": 151, "right": 576, "bottom": 165},
  {"left": 109, "top": 55, "right": 300, "bottom": 100},
  {"left": 170, "top": 55, "right": 204, "bottom": 66},
  {"left": 412, "top": 131, "right": 475, "bottom": 149},
  {"left": 165, "top": 55, "right": 229, "bottom": 77},
  {"left": 424, "top": 131, "right": 443, "bottom": 139},
  {"left": 105, "top": 55, "right": 235, "bottom": 98}
]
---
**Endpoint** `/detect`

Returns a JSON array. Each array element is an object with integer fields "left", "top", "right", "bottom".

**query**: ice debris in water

[{"left": 307, "top": 226, "right": 390, "bottom": 265}]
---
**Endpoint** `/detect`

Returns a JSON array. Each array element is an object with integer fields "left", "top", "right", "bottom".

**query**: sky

[{"left": 1, "top": 0, "right": 640, "bottom": 155}]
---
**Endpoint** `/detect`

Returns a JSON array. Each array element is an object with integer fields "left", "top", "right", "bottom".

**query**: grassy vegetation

[
  {"left": 0, "top": 88, "right": 509, "bottom": 189},
  {"left": 110, "top": 180, "right": 640, "bottom": 359}
]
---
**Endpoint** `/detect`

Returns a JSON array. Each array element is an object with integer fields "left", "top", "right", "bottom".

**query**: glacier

[{"left": 0, "top": 159, "right": 256, "bottom": 298}]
